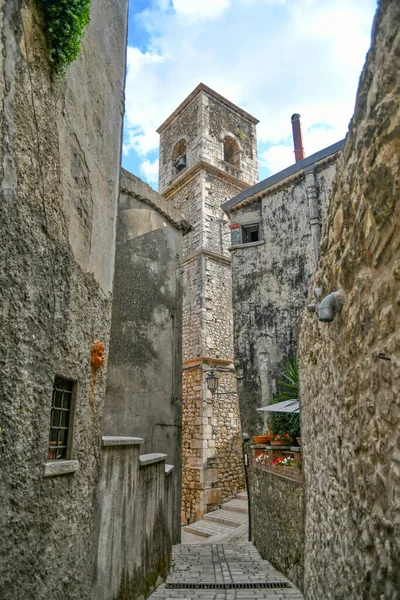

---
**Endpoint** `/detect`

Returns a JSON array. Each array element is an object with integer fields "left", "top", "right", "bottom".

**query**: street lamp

[{"left": 205, "top": 370, "right": 219, "bottom": 394}]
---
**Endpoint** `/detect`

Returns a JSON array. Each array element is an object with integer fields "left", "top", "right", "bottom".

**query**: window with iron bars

[{"left": 48, "top": 377, "right": 74, "bottom": 460}]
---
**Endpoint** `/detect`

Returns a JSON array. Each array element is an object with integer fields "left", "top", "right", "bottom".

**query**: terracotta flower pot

[
  {"left": 270, "top": 439, "right": 291, "bottom": 446},
  {"left": 48, "top": 441, "right": 57, "bottom": 460},
  {"left": 253, "top": 435, "right": 269, "bottom": 444}
]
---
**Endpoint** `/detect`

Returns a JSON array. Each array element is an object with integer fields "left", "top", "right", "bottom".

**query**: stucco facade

[
  {"left": 158, "top": 84, "right": 258, "bottom": 519},
  {"left": 0, "top": 0, "right": 128, "bottom": 598},
  {"left": 103, "top": 169, "right": 190, "bottom": 544}
]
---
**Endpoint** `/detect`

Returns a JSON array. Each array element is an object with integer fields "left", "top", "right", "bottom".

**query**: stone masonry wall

[
  {"left": 181, "top": 365, "right": 203, "bottom": 521},
  {"left": 160, "top": 87, "right": 254, "bottom": 516},
  {"left": 205, "top": 94, "right": 258, "bottom": 186},
  {"left": 181, "top": 364, "right": 244, "bottom": 521},
  {"left": 0, "top": 1, "right": 127, "bottom": 598},
  {"left": 159, "top": 96, "right": 202, "bottom": 193},
  {"left": 204, "top": 171, "right": 243, "bottom": 257},
  {"left": 250, "top": 465, "right": 304, "bottom": 590},
  {"left": 298, "top": 1, "right": 400, "bottom": 597}
]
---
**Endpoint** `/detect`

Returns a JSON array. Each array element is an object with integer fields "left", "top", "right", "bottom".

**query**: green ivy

[{"left": 37, "top": 0, "right": 91, "bottom": 76}]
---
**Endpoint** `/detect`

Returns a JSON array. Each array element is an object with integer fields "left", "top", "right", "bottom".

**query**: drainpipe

[
  {"left": 304, "top": 164, "right": 320, "bottom": 265},
  {"left": 291, "top": 113, "right": 305, "bottom": 162}
]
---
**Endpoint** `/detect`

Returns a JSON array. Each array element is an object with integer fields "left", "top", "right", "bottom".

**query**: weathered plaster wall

[
  {"left": 0, "top": 1, "right": 127, "bottom": 598},
  {"left": 103, "top": 170, "right": 186, "bottom": 543},
  {"left": 230, "top": 160, "right": 339, "bottom": 437},
  {"left": 298, "top": 1, "right": 400, "bottom": 597},
  {"left": 92, "top": 439, "right": 172, "bottom": 600},
  {"left": 250, "top": 465, "right": 304, "bottom": 590}
]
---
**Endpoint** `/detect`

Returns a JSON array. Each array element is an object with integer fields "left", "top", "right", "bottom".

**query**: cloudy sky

[{"left": 123, "top": 0, "right": 377, "bottom": 189}]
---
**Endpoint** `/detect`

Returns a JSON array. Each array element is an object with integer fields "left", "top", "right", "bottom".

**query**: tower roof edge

[{"left": 156, "top": 83, "right": 259, "bottom": 134}]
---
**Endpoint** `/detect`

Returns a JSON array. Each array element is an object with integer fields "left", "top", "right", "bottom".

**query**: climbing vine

[{"left": 37, "top": 0, "right": 91, "bottom": 76}]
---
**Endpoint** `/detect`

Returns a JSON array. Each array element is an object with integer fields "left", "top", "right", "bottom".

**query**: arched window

[
  {"left": 223, "top": 136, "right": 240, "bottom": 167},
  {"left": 172, "top": 139, "right": 187, "bottom": 175}
]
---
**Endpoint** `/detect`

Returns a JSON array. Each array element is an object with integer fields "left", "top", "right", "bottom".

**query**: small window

[
  {"left": 242, "top": 223, "right": 260, "bottom": 244},
  {"left": 48, "top": 377, "right": 74, "bottom": 460}
]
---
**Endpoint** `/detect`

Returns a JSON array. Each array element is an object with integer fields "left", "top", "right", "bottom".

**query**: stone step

[
  {"left": 223, "top": 498, "right": 248, "bottom": 514},
  {"left": 183, "top": 519, "right": 235, "bottom": 538},
  {"left": 206, "top": 522, "right": 249, "bottom": 544},
  {"left": 203, "top": 508, "right": 248, "bottom": 528},
  {"left": 236, "top": 491, "right": 248, "bottom": 500}
]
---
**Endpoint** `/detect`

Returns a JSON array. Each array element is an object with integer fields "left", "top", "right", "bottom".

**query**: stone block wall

[
  {"left": 182, "top": 365, "right": 203, "bottom": 521},
  {"left": 92, "top": 439, "right": 172, "bottom": 600},
  {"left": 181, "top": 363, "right": 245, "bottom": 521},
  {"left": 205, "top": 93, "right": 258, "bottom": 186},
  {"left": 298, "top": 1, "right": 400, "bottom": 597},
  {"left": 158, "top": 96, "right": 202, "bottom": 193},
  {"left": 0, "top": 1, "right": 127, "bottom": 598},
  {"left": 159, "top": 85, "right": 255, "bottom": 517},
  {"left": 250, "top": 464, "right": 304, "bottom": 590}
]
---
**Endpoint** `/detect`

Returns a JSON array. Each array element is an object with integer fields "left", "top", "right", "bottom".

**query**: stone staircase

[{"left": 182, "top": 491, "right": 249, "bottom": 544}]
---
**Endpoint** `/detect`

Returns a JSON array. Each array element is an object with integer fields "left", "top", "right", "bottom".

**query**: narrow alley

[{"left": 149, "top": 492, "right": 303, "bottom": 600}]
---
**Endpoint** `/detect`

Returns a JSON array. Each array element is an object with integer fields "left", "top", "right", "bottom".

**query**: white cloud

[
  {"left": 260, "top": 145, "right": 293, "bottom": 175},
  {"left": 124, "top": 0, "right": 377, "bottom": 185},
  {"left": 140, "top": 158, "right": 159, "bottom": 183},
  {"left": 173, "top": 0, "right": 230, "bottom": 20},
  {"left": 259, "top": 123, "right": 344, "bottom": 177}
]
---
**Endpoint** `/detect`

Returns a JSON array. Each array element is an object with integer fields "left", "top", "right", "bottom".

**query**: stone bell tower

[{"left": 157, "top": 83, "right": 259, "bottom": 522}]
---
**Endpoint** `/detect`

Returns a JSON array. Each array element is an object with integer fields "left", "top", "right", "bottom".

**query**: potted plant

[
  {"left": 272, "top": 455, "right": 296, "bottom": 468},
  {"left": 252, "top": 452, "right": 269, "bottom": 466},
  {"left": 270, "top": 432, "right": 292, "bottom": 446}
]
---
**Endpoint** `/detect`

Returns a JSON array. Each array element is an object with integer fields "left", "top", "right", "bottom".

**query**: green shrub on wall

[{"left": 37, "top": 0, "right": 91, "bottom": 76}]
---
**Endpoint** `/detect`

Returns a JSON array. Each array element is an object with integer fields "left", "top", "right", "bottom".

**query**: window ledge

[
  {"left": 43, "top": 460, "right": 79, "bottom": 478},
  {"left": 229, "top": 240, "right": 265, "bottom": 251}
]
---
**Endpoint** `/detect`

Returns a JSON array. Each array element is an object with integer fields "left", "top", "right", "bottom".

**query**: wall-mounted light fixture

[
  {"left": 205, "top": 370, "right": 220, "bottom": 394},
  {"left": 204, "top": 367, "right": 237, "bottom": 397}
]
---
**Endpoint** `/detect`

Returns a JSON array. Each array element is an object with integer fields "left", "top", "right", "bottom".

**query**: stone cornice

[
  {"left": 157, "top": 83, "right": 259, "bottom": 134},
  {"left": 182, "top": 248, "right": 232, "bottom": 267},
  {"left": 161, "top": 160, "right": 250, "bottom": 200},
  {"left": 183, "top": 357, "right": 234, "bottom": 369}
]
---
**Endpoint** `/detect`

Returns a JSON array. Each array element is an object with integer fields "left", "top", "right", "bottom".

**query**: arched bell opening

[
  {"left": 223, "top": 136, "right": 240, "bottom": 168},
  {"left": 172, "top": 139, "right": 187, "bottom": 175}
]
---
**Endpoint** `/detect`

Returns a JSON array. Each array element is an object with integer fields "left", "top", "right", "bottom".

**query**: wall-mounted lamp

[
  {"left": 205, "top": 370, "right": 220, "bottom": 394},
  {"left": 205, "top": 367, "right": 237, "bottom": 397}
]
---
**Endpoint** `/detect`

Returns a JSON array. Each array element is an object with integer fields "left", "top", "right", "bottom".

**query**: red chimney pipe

[{"left": 291, "top": 113, "right": 305, "bottom": 162}]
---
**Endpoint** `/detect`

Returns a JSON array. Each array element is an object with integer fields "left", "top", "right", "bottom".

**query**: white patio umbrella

[{"left": 256, "top": 399, "right": 299, "bottom": 413}]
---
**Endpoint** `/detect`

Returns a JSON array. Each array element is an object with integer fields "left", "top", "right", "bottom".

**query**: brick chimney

[{"left": 291, "top": 113, "right": 305, "bottom": 162}]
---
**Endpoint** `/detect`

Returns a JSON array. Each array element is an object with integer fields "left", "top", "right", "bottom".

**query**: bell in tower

[{"left": 176, "top": 155, "right": 186, "bottom": 172}]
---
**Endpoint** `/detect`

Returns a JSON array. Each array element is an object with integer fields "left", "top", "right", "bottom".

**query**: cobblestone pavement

[{"left": 149, "top": 543, "right": 304, "bottom": 600}]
